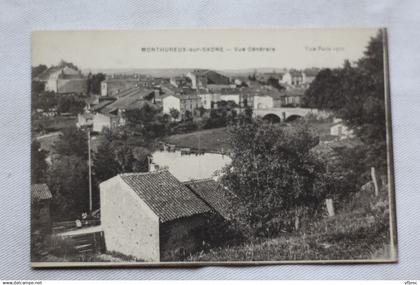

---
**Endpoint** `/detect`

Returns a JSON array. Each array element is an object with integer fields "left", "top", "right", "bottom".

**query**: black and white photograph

[{"left": 30, "top": 28, "right": 397, "bottom": 266}]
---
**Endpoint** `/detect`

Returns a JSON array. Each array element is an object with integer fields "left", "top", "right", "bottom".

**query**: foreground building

[{"left": 100, "top": 170, "right": 220, "bottom": 261}]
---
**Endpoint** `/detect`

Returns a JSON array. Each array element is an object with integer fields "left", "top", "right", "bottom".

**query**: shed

[
  {"left": 31, "top": 184, "right": 53, "bottom": 232},
  {"left": 100, "top": 170, "right": 214, "bottom": 261}
]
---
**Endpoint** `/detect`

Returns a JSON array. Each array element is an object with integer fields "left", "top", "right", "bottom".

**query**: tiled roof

[
  {"left": 34, "top": 66, "right": 62, "bottom": 81},
  {"left": 184, "top": 179, "right": 235, "bottom": 220},
  {"left": 119, "top": 170, "right": 211, "bottom": 223},
  {"left": 101, "top": 87, "right": 154, "bottom": 113},
  {"left": 36, "top": 132, "right": 62, "bottom": 153},
  {"left": 288, "top": 70, "right": 303, "bottom": 77},
  {"left": 92, "top": 99, "right": 115, "bottom": 112},
  {"left": 303, "top": 68, "right": 320, "bottom": 77},
  {"left": 31, "top": 184, "right": 52, "bottom": 202},
  {"left": 281, "top": 88, "right": 306, "bottom": 97}
]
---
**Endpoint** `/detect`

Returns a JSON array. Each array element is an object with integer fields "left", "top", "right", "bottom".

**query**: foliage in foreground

[
  {"left": 222, "top": 120, "right": 339, "bottom": 237},
  {"left": 187, "top": 190, "right": 392, "bottom": 262}
]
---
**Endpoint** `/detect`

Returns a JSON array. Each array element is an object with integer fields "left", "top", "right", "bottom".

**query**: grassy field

[
  {"left": 33, "top": 115, "right": 77, "bottom": 133},
  {"left": 163, "top": 121, "right": 334, "bottom": 154},
  {"left": 187, "top": 190, "right": 392, "bottom": 262},
  {"left": 163, "top": 127, "right": 230, "bottom": 153}
]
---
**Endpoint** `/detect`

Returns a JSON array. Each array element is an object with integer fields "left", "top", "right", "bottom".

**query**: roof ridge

[
  {"left": 119, "top": 170, "right": 169, "bottom": 177},
  {"left": 183, "top": 178, "right": 217, "bottom": 184}
]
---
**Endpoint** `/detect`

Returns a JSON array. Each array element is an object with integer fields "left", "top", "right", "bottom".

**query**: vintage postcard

[{"left": 31, "top": 28, "right": 397, "bottom": 267}]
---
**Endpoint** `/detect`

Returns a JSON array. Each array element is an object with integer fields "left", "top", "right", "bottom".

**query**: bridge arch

[
  {"left": 262, "top": 113, "right": 281, "bottom": 123},
  {"left": 284, "top": 114, "right": 302, "bottom": 122}
]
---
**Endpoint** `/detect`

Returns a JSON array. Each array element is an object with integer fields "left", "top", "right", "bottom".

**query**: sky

[{"left": 32, "top": 28, "right": 380, "bottom": 71}]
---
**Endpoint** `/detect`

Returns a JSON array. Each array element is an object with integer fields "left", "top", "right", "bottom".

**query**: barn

[{"left": 100, "top": 170, "right": 231, "bottom": 262}]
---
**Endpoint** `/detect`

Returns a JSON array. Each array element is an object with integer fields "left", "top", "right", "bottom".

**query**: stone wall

[{"left": 100, "top": 176, "right": 160, "bottom": 261}]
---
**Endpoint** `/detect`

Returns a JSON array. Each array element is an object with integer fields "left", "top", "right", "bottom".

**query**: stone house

[
  {"left": 92, "top": 112, "right": 124, "bottom": 133},
  {"left": 162, "top": 92, "right": 202, "bottom": 117},
  {"left": 35, "top": 66, "right": 87, "bottom": 94},
  {"left": 31, "top": 184, "right": 53, "bottom": 232},
  {"left": 186, "top": 70, "right": 230, "bottom": 89},
  {"left": 198, "top": 92, "right": 221, "bottom": 109},
  {"left": 100, "top": 170, "right": 231, "bottom": 261},
  {"left": 281, "top": 70, "right": 303, "bottom": 86},
  {"left": 279, "top": 88, "right": 305, "bottom": 107}
]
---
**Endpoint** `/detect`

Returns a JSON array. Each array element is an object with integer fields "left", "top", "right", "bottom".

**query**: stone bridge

[{"left": 253, "top": 107, "right": 329, "bottom": 123}]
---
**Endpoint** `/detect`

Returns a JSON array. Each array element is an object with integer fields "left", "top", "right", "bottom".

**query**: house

[
  {"left": 91, "top": 87, "right": 155, "bottom": 132},
  {"left": 253, "top": 95, "right": 274, "bottom": 109},
  {"left": 218, "top": 88, "right": 241, "bottom": 105},
  {"left": 330, "top": 119, "right": 354, "bottom": 139},
  {"left": 31, "top": 184, "right": 53, "bottom": 232},
  {"left": 169, "top": 76, "right": 191, "bottom": 88},
  {"left": 302, "top": 68, "right": 320, "bottom": 86},
  {"left": 76, "top": 113, "right": 94, "bottom": 128},
  {"left": 90, "top": 98, "right": 116, "bottom": 113},
  {"left": 100, "top": 87, "right": 156, "bottom": 114},
  {"left": 100, "top": 75, "right": 152, "bottom": 97},
  {"left": 281, "top": 70, "right": 303, "bottom": 86},
  {"left": 279, "top": 88, "right": 305, "bottom": 107},
  {"left": 92, "top": 112, "right": 125, "bottom": 133},
  {"left": 162, "top": 91, "right": 202, "bottom": 117},
  {"left": 198, "top": 91, "right": 221, "bottom": 109},
  {"left": 35, "top": 66, "right": 87, "bottom": 94},
  {"left": 186, "top": 70, "right": 230, "bottom": 89},
  {"left": 99, "top": 170, "right": 214, "bottom": 261}
]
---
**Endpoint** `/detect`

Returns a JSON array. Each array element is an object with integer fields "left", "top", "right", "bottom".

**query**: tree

[
  {"left": 169, "top": 108, "right": 180, "bottom": 120},
  {"left": 57, "top": 60, "right": 79, "bottom": 71},
  {"left": 47, "top": 155, "right": 89, "bottom": 220},
  {"left": 222, "top": 120, "right": 327, "bottom": 237},
  {"left": 31, "top": 140, "right": 48, "bottom": 184},
  {"left": 124, "top": 105, "right": 169, "bottom": 140},
  {"left": 56, "top": 95, "right": 85, "bottom": 115},
  {"left": 303, "top": 30, "right": 387, "bottom": 176},
  {"left": 87, "top": 73, "right": 106, "bottom": 95},
  {"left": 32, "top": 65, "right": 47, "bottom": 78},
  {"left": 32, "top": 80, "right": 45, "bottom": 94},
  {"left": 53, "top": 126, "right": 88, "bottom": 158},
  {"left": 93, "top": 136, "right": 151, "bottom": 184},
  {"left": 267, "top": 77, "right": 285, "bottom": 91},
  {"left": 184, "top": 110, "right": 193, "bottom": 122},
  {"left": 32, "top": 91, "right": 57, "bottom": 112}
]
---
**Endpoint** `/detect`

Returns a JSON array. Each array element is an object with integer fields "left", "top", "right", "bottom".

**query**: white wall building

[
  {"left": 253, "top": 95, "right": 274, "bottom": 109},
  {"left": 330, "top": 119, "right": 354, "bottom": 139},
  {"left": 199, "top": 93, "right": 221, "bottom": 109},
  {"left": 100, "top": 170, "right": 212, "bottom": 261},
  {"left": 220, "top": 94, "right": 240, "bottom": 105},
  {"left": 162, "top": 95, "right": 181, "bottom": 114}
]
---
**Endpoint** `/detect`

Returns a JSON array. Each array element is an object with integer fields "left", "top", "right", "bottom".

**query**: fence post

[
  {"left": 371, "top": 167, "right": 379, "bottom": 197},
  {"left": 326, "top": 198, "right": 335, "bottom": 217}
]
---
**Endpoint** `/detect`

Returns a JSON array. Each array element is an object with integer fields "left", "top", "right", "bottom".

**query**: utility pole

[{"left": 87, "top": 129, "right": 93, "bottom": 213}]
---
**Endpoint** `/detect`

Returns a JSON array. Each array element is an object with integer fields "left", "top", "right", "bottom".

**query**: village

[{"left": 31, "top": 31, "right": 392, "bottom": 263}]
